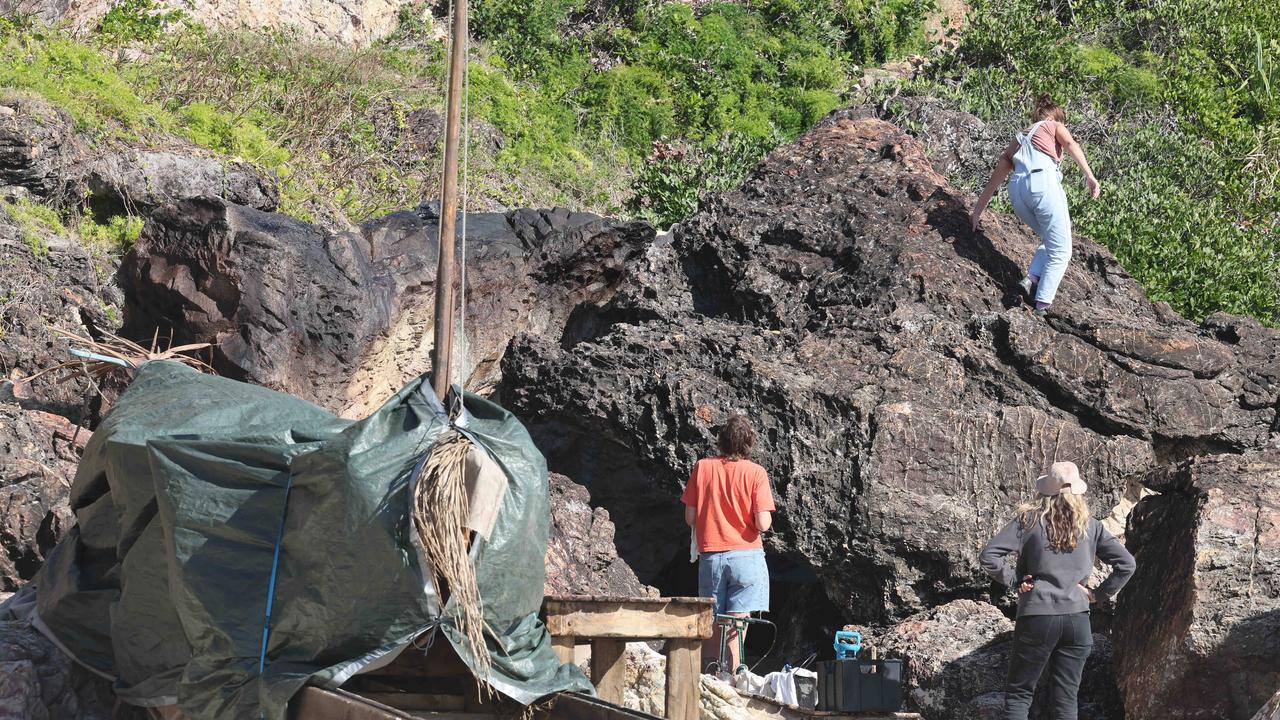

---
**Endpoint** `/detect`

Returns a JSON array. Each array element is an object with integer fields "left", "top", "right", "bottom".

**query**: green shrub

[
  {"left": 97, "top": 0, "right": 187, "bottom": 44},
  {"left": 2, "top": 197, "right": 62, "bottom": 257},
  {"left": 629, "top": 132, "right": 779, "bottom": 227},
  {"left": 78, "top": 214, "right": 145, "bottom": 253}
]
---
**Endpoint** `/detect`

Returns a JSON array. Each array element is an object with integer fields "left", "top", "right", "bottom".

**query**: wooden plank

[
  {"left": 356, "top": 693, "right": 467, "bottom": 712},
  {"left": 288, "top": 686, "right": 419, "bottom": 720},
  {"left": 543, "top": 600, "right": 713, "bottom": 640},
  {"left": 551, "top": 635, "right": 577, "bottom": 665},
  {"left": 664, "top": 639, "right": 700, "bottom": 720},
  {"left": 545, "top": 595, "right": 713, "bottom": 606},
  {"left": 590, "top": 639, "right": 627, "bottom": 704},
  {"left": 545, "top": 692, "right": 665, "bottom": 720}
]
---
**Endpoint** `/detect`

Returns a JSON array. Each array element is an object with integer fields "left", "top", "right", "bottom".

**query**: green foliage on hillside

[
  {"left": 471, "top": 0, "right": 940, "bottom": 224},
  {"left": 907, "top": 0, "right": 1280, "bottom": 324}
]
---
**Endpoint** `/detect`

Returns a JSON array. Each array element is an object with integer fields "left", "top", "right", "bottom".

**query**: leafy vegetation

[
  {"left": 2, "top": 196, "right": 60, "bottom": 256},
  {"left": 78, "top": 213, "right": 146, "bottom": 253}
]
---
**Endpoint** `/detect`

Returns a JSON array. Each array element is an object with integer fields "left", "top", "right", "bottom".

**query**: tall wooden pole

[{"left": 432, "top": 0, "right": 468, "bottom": 402}]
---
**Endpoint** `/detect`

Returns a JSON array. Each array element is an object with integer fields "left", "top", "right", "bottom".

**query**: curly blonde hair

[{"left": 1017, "top": 493, "right": 1090, "bottom": 552}]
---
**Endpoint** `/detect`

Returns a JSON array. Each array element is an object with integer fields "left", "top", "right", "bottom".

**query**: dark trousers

[{"left": 1002, "top": 612, "right": 1093, "bottom": 720}]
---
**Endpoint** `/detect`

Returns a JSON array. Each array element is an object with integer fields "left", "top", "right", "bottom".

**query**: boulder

[
  {"left": 872, "top": 600, "right": 1121, "bottom": 720},
  {"left": 873, "top": 600, "right": 1013, "bottom": 719},
  {"left": 546, "top": 473, "right": 657, "bottom": 598},
  {"left": 0, "top": 97, "right": 279, "bottom": 216},
  {"left": 499, "top": 115, "right": 1278, "bottom": 626},
  {"left": 85, "top": 149, "right": 279, "bottom": 217},
  {"left": 120, "top": 198, "right": 653, "bottom": 417},
  {"left": 1113, "top": 450, "right": 1280, "bottom": 720}
]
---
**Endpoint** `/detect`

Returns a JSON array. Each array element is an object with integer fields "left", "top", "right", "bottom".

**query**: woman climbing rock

[
  {"left": 970, "top": 95, "right": 1102, "bottom": 316},
  {"left": 979, "top": 461, "right": 1136, "bottom": 720}
]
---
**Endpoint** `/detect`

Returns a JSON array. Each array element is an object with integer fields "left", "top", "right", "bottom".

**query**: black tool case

[{"left": 815, "top": 659, "right": 903, "bottom": 712}]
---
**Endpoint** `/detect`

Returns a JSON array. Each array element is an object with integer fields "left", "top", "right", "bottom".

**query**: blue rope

[{"left": 259, "top": 472, "right": 294, "bottom": 676}]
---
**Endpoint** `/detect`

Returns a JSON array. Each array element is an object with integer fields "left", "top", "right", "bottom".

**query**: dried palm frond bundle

[
  {"left": 22, "top": 328, "right": 213, "bottom": 385},
  {"left": 410, "top": 429, "right": 491, "bottom": 678}
]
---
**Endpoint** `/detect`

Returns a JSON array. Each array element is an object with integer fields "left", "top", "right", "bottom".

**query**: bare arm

[
  {"left": 1057, "top": 124, "right": 1100, "bottom": 198},
  {"left": 970, "top": 138, "right": 1020, "bottom": 231},
  {"left": 685, "top": 505, "right": 696, "bottom": 528},
  {"left": 754, "top": 511, "right": 772, "bottom": 533}
]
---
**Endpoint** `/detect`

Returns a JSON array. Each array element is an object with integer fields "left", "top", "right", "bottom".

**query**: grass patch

[{"left": 2, "top": 196, "right": 62, "bottom": 256}]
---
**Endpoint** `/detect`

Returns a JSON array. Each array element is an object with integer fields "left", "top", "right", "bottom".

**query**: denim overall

[{"left": 1008, "top": 120, "right": 1072, "bottom": 305}]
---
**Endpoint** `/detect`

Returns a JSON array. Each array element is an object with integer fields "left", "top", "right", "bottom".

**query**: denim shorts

[{"left": 698, "top": 549, "right": 769, "bottom": 614}]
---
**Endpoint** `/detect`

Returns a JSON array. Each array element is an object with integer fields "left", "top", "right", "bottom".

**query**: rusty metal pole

[{"left": 431, "top": 0, "right": 468, "bottom": 402}]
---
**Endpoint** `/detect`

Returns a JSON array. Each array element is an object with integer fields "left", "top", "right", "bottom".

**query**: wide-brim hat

[{"left": 1036, "top": 461, "right": 1087, "bottom": 496}]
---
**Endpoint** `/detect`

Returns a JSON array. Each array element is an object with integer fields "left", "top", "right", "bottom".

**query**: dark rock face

[
  {"left": 121, "top": 198, "right": 653, "bottom": 416},
  {"left": 0, "top": 98, "right": 85, "bottom": 202},
  {"left": 1113, "top": 450, "right": 1280, "bottom": 720},
  {"left": 501, "top": 116, "right": 1278, "bottom": 625},
  {"left": 837, "top": 98, "right": 1005, "bottom": 187},
  {"left": 546, "top": 473, "right": 656, "bottom": 598}
]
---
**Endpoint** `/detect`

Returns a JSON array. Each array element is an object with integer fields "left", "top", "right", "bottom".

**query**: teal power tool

[{"left": 834, "top": 630, "right": 862, "bottom": 660}]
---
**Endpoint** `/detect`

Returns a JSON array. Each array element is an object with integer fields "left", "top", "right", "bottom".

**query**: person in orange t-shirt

[{"left": 680, "top": 414, "right": 775, "bottom": 673}]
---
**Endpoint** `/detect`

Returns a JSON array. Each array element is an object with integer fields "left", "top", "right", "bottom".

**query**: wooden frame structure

[{"left": 542, "top": 596, "right": 714, "bottom": 720}]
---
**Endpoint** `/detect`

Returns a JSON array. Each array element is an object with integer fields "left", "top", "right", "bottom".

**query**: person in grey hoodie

[{"left": 980, "top": 461, "right": 1136, "bottom": 720}]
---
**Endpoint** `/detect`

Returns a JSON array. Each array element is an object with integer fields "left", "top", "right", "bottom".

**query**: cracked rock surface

[{"left": 500, "top": 116, "right": 1279, "bottom": 627}]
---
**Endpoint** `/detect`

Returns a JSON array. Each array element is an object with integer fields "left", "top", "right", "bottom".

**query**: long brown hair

[
  {"left": 717, "top": 414, "right": 756, "bottom": 460},
  {"left": 1017, "top": 493, "right": 1089, "bottom": 552},
  {"left": 1031, "top": 93, "right": 1066, "bottom": 124}
]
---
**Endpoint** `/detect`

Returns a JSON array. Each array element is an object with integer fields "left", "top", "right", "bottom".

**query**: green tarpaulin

[{"left": 23, "top": 360, "right": 593, "bottom": 719}]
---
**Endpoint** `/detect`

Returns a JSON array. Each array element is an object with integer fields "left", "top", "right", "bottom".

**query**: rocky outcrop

[
  {"left": 546, "top": 473, "right": 656, "bottom": 598},
  {"left": 500, "top": 116, "right": 1279, "bottom": 624},
  {"left": 0, "top": 97, "right": 279, "bottom": 215},
  {"left": 0, "top": 99, "right": 86, "bottom": 202},
  {"left": 3, "top": 0, "right": 420, "bottom": 46},
  {"left": 1113, "top": 450, "right": 1280, "bottom": 720},
  {"left": 0, "top": 211, "right": 118, "bottom": 590},
  {"left": 873, "top": 600, "right": 1013, "bottom": 718},
  {"left": 85, "top": 149, "right": 278, "bottom": 217},
  {"left": 121, "top": 199, "right": 653, "bottom": 417},
  {"left": 872, "top": 599, "right": 1121, "bottom": 720}
]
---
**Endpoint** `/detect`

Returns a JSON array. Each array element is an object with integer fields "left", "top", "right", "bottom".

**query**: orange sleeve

[
  {"left": 752, "top": 469, "right": 776, "bottom": 513},
  {"left": 680, "top": 462, "right": 700, "bottom": 506}
]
